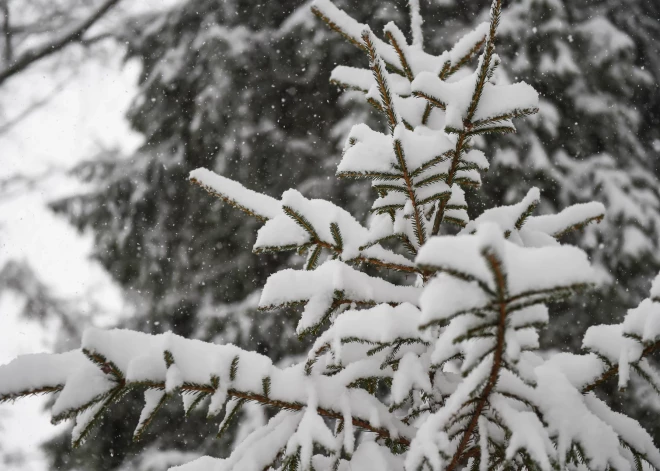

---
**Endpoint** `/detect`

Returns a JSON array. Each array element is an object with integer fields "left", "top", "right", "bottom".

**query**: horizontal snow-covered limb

[
  {"left": 253, "top": 188, "right": 416, "bottom": 272},
  {"left": 461, "top": 187, "right": 540, "bottom": 236},
  {"left": 102, "top": 328, "right": 413, "bottom": 443},
  {"left": 411, "top": 70, "right": 539, "bottom": 132},
  {"left": 357, "top": 245, "right": 417, "bottom": 272},
  {"left": 581, "top": 279, "right": 660, "bottom": 391},
  {"left": 524, "top": 201, "right": 605, "bottom": 238},
  {"left": 260, "top": 260, "right": 420, "bottom": 334},
  {"left": 0, "top": 328, "right": 415, "bottom": 448},
  {"left": 337, "top": 124, "right": 454, "bottom": 179},
  {"left": 330, "top": 66, "right": 411, "bottom": 96},
  {"left": 255, "top": 188, "right": 367, "bottom": 254},
  {"left": 189, "top": 168, "right": 281, "bottom": 221},
  {"left": 0, "top": 351, "right": 86, "bottom": 403},
  {"left": 312, "top": 303, "right": 423, "bottom": 349},
  {"left": 462, "top": 188, "right": 606, "bottom": 249},
  {"left": 307, "top": 303, "right": 428, "bottom": 372},
  {"left": 417, "top": 223, "right": 596, "bottom": 299}
]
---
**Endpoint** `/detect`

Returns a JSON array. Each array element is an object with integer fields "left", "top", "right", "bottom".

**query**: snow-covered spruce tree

[
  {"left": 430, "top": 0, "right": 660, "bottom": 349},
  {"left": 45, "top": 2, "right": 457, "bottom": 469},
  {"left": 3, "top": 0, "right": 660, "bottom": 470},
  {"left": 481, "top": 0, "right": 660, "bottom": 340},
  {"left": 430, "top": 0, "right": 660, "bottom": 443}
]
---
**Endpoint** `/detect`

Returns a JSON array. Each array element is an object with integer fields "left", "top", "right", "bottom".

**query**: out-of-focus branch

[
  {"left": 0, "top": 0, "right": 120, "bottom": 86},
  {"left": 1, "top": 0, "right": 11, "bottom": 65},
  {"left": 79, "top": 31, "right": 113, "bottom": 46},
  {"left": 0, "top": 261, "right": 82, "bottom": 340},
  {"left": 0, "top": 71, "right": 72, "bottom": 134}
]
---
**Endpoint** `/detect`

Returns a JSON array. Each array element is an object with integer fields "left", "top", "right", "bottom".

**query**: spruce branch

[
  {"left": 470, "top": 107, "right": 540, "bottom": 130},
  {"left": 283, "top": 206, "right": 321, "bottom": 240},
  {"left": 442, "top": 38, "right": 487, "bottom": 81},
  {"left": 514, "top": 198, "right": 540, "bottom": 231},
  {"left": 353, "top": 255, "right": 420, "bottom": 274},
  {"left": 305, "top": 245, "right": 323, "bottom": 271},
  {"left": 217, "top": 398, "right": 247, "bottom": 439},
  {"left": 412, "top": 173, "right": 449, "bottom": 188},
  {"left": 420, "top": 25, "right": 487, "bottom": 125},
  {"left": 466, "top": 0, "right": 502, "bottom": 124},
  {"left": 430, "top": 0, "right": 506, "bottom": 236},
  {"left": 581, "top": 342, "right": 660, "bottom": 394},
  {"left": 335, "top": 169, "right": 403, "bottom": 181},
  {"left": 133, "top": 391, "right": 168, "bottom": 442},
  {"left": 310, "top": 5, "right": 364, "bottom": 51},
  {"left": 461, "top": 125, "right": 517, "bottom": 137},
  {"left": 384, "top": 24, "right": 414, "bottom": 81},
  {"left": 8, "top": 352, "right": 414, "bottom": 449},
  {"left": 184, "top": 391, "right": 207, "bottom": 417},
  {"left": 310, "top": 0, "right": 405, "bottom": 76},
  {"left": 393, "top": 137, "right": 427, "bottom": 247},
  {"left": 552, "top": 214, "right": 605, "bottom": 239},
  {"left": 329, "top": 77, "right": 369, "bottom": 94},
  {"left": 409, "top": 151, "right": 454, "bottom": 178},
  {"left": 414, "top": 90, "right": 447, "bottom": 111},
  {"left": 51, "top": 385, "right": 123, "bottom": 425},
  {"left": 362, "top": 28, "right": 400, "bottom": 133},
  {"left": 446, "top": 250, "right": 508, "bottom": 471},
  {"left": 0, "top": 385, "right": 63, "bottom": 404},
  {"left": 431, "top": 132, "right": 470, "bottom": 235},
  {"left": 3, "top": 0, "right": 658, "bottom": 468},
  {"left": 632, "top": 360, "right": 660, "bottom": 396},
  {"left": 71, "top": 387, "right": 126, "bottom": 448},
  {"left": 83, "top": 348, "right": 124, "bottom": 382},
  {"left": 190, "top": 175, "right": 276, "bottom": 223},
  {"left": 171, "top": 383, "right": 413, "bottom": 447}
]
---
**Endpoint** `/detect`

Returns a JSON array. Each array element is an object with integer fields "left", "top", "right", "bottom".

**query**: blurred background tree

[
  {"left": 1, "top": 0, "right": 659, "bottom": 469},
  {"left": 0, "top": 0, "right": 132, "bottom": 135}
]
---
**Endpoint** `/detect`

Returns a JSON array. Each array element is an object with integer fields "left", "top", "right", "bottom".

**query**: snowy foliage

[
  {"left": 483, "top": 0, "right": 660, "bottom": 329},
  {"left": 2, "top": 0, "right": 660, "bottom": 470}
]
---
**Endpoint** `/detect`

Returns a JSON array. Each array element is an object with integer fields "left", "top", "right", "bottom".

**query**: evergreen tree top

[{"left": 3, "top": 0, "right": 660, "bottom": 470}]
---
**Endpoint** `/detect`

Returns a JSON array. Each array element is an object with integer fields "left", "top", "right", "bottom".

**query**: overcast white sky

[{"left": 0, "top": 45, "right": 142, "bottom": 470}]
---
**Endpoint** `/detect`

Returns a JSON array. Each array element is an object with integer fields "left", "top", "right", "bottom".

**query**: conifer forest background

[{"left": 0, "top": 0, "right": 659, "bottom": 469}]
